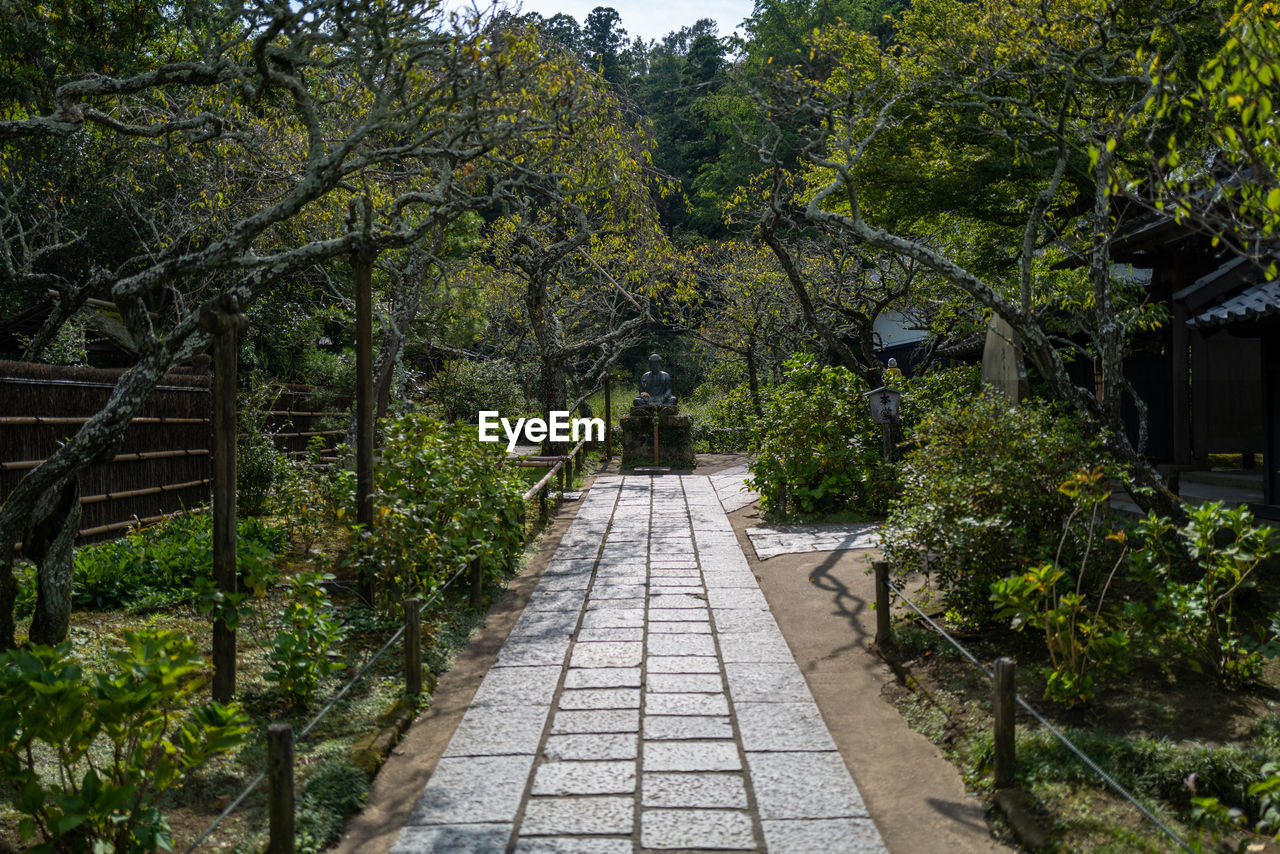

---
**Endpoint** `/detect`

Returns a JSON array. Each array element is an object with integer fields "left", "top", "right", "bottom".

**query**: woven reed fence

[{"left": 0, "top": 361, "right": 349, "bottom": 544}]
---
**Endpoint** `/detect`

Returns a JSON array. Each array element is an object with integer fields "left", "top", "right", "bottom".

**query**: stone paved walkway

[{"left": 390, "top": 475, "right": 887, "bottom": 853}]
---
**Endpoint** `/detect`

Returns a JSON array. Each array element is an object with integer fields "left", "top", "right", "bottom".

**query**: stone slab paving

[
  {"left": 709, "top": 464, "right": 759, "bottom": 513},
  {"left": 391, "top": 474, "right": 887, "bottom": 853},
  {"left": 745, "top": 522, "right": 881, "bottom": 560}
]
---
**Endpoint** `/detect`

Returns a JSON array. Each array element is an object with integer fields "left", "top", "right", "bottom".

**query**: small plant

[
  {"left": 0, "top": 631, "right": 249, "bottom": 853},
  {"left": 1131, "top": 501, "right": 1278, "bottom": 686},
  {"left": 991, "top": 468, "right": 1130, "bottom": 705},
  {"left": 266, "top": 570, "right": 346, "bottom": 710}
]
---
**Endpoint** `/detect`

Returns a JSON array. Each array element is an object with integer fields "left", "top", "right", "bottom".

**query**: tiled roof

[{"left": 1189, "top": 280, "right": 1280, "bottom": 327}]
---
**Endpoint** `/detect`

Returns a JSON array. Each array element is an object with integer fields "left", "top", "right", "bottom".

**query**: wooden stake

[
  {"left": 469, "top": 557, "right": 483, "bottom": 609},
  {"left": 267, "top": 723, "right": 295, "bottom": 854},
  {"left": 604, "top": 378, "right": 612, "bottom": 459},
  {"left": 873, "top": 560, "right": 892, "bottom": 649},
  {"left": 202, "top": 296, "right": 246, "bottom": 704},
  {"left": 354, "top": 244, "right": 375, "bottom": 606},
  {"left": 404, "top": 598, "right": 422, "bottom": 697},
  {"left": 994, "top": 657, "right": 1016, "bottom": 789}
]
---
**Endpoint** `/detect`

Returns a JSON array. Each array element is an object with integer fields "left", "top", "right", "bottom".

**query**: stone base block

[{"left": 620, "top": 413, "right": 696, "bottom": 470}]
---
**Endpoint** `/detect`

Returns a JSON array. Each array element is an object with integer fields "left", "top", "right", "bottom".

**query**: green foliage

[
  {"left": 0, "top": 630, "right": 250, "bottom": 853},
  {"left": 691, "top": 382, "right": 767, "bottom": 452},
  {"left": 990, "top": 469, "right": 1131, "bottom": 705},
  {"left": 883, "top": 392, "right": 1112, "bottom": 626},
  {"left": 236, "top": 383, "right": 293, "bottom": 517},
  {"left": 73, "top": 513, "right": 286, "bottom": 612},
  {"left": 1129, "top": 502, "right": 1279, "bottom": 687},
  {"left": 423, "top": 358, "right": 530, "bottom": 423},
  {"left": 748, "top": 355, "right": 883, "bottom": 517},
  {"left": 266, "top": 570, "right": 345, "bottom": 710},
  {"left": 295, "top": 756, "right": 370, "bottom": 854},
  {"left": 1006, "top": 726, "right": 1274, "bottom": 828},
  {"left": 340, "top": 413, "right": 525, "bottom": 608},
  {"left": 273, "top": 437, "right": 342, "bottom": 553}
]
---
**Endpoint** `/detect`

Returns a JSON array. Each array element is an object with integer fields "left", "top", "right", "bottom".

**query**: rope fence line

[
  {"left": 873, "top": 562, "right": 1195, "bottom": 854},
  {"left": 182, "top": 561, "right": 472, "bottom": 854}
]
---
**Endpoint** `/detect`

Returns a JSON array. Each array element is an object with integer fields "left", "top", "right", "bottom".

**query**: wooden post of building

[
  {"left": 469, "top": 557, "right": 483, "bottom": 609},
  {"left": 404, "top": 598, "right": 422, "bottom": 696},
  {"left": 652, "top": 418, "right": 659, "bottom": 467},
  {"left": 993, "top": 657, "right": 1016, "bottom": 789},
  {"left": 354, "top": 244, "right": 376, "bottom": 606},
  {"left": 604, "top": 377, "right": 613, "bottom": 459},
  {"left": 202, "top": 294, "right": 247, "bottom": 704},
  {"left": 267, "top": 723, "right": 295, "bottom": 854},
  {"left": 873, "top": 560, "right": 892, "bottom": 649}
]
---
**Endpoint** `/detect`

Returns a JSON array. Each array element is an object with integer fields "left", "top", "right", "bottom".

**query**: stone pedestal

[{"left": 620, "top": 409, "right": 696, "bottom": 470}]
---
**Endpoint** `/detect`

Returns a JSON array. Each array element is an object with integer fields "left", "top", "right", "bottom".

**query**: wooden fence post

[
  {"left": 873, "top": 560, "right": 892, "bottom": 649},
  {"left": 354, "top": 242, "right": 376, "bottom": 607},
  {"left": 404, "top": 598, "right": 422, "bottom": 697},
  {"left": 539, "top": 482, "right": 548, "bottom": 523},
  {"left": 201, "top": 295, "right": 246, "bottom": 704},
  {"left": 469, "top": 557, "right": 483, "bottom": 609},
  {"left": 994, "top": 657, "right": 1016, "bottom": 789},
  {"left": 604, "top": 377, "right": 612, "bottom": 459},
  {"left": 267, "top": 723, "right": 295, "bottom": 854}
]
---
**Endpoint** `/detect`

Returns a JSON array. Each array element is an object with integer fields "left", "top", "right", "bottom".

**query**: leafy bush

[
  {"left": 423, "top": 358, "right": 529, "bottom": 423},
  {"left": 339, "top": 414, "right": 525, "bottom": 609},
  {"left": 883, "top": 392, "right": 1113, "bottom": 626},
  {"left": 274, "top": 436, "right": 341, "bottom": 553},
  {"left": 692, "top": 382, "right": 767, "bottom": 453},
  {"left": 747, "top": 355, "right": 882, "bottom": 517},
  {"left": 1128, "top": 502, "right": 1279, "bottom": 686},
  {"left": 73, "top": 513, "right": 286, "bottom": 611},
  {"left": 0, "top": 631, "right": 249, "bottom": 853},
  {"left": 266, "top": 570, "right": 346, "bottom": 710},
  {"left": 237, "top": 383, "right": 293, "bottom": 516}
]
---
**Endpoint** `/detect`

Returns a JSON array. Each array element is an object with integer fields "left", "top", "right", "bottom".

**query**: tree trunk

[
  {"left": 0, "top": 344, "right": 185, "bottom": 650},
  {"left": 27, "top": 479, "right": 82, "bottom": 644},
  {"left": 746, "top": 345, "right": 763, "bottom": 419}
]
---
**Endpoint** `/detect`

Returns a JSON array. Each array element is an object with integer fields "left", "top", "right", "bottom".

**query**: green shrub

[
  {"left": 73, "top": 513, "right": 286, "bottom": 612},
  {"left": 0, "top": 631, "right": 249, "bottom": 853},
  {"left": 274, "top": 436, "right": 340, "bottom": 553},
  {"left": 883, "top": 392, "right": 1113, "bottom": 626},
  {"left": 423, "top": 358, "right": 529, "bottom": 423},
  {"left": 339, "top": 413, "right": 525, "bottom": 608},
  {"left": 237, "top": 383, "right": 292, "bottom": 516},
  {"left": 266, "top": 570, "right": 346, "bottom": 710},
  {"left": 692, "top": 382, "right": 767, "bottom": 453},
  {"left": 747, "top": 355, "right": 881, "bottom": 517},
  {"left": 1128, "top": 502, "right": 1279, "bottom": 686}
]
